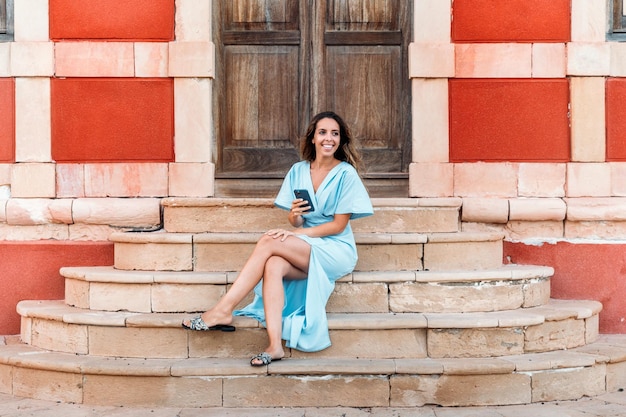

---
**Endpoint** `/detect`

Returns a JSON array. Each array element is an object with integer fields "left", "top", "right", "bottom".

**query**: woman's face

[{"left": 312, "top": 117, "right": 341, "bottom": 159}]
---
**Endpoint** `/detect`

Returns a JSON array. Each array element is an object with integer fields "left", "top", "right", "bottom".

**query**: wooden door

[{"left": 213, "top": 0, "right": 411, "bottom": 196}]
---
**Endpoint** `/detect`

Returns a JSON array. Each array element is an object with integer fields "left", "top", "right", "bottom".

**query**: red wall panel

[
  {"left": 449, "top": 79, "right": 570, "bottom": 162},
  {"left": 0, "top": 241, "right": 114, "bottom": 335},
  {"left": 51, "top": 78, "right": 174, "bottom": 163},
  {"left": 504, "top": 241, "right": 626, "bottom": 334},
  {"left": 452, "top": 0, "right": 571, "bottom": 43},
  {"left": 49, "top": 0, "right": 174, "bottom": 41},
  {"left": 606, "top": 78, "right": 626, "bottom": 161},
  {"left": 0, "top": 78, "right": 14, "bottom": 162}
]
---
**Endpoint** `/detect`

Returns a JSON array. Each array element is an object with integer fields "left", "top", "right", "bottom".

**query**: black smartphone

[{"left": 294, "top": 189, "right": 315, "bottom": 212}]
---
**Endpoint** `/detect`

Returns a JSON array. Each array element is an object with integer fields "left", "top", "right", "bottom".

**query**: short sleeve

[
  {"left": 274, "top": 162, "right": 301, "bottom": 211},
  {"left": 331, "top": 166, "right": 373, "bottom": 220}
]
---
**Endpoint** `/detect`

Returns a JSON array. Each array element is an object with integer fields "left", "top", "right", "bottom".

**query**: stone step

[
  {"left": 110, "top": 231, "right": 505, "bottom": 272},
  {"left": 61, "top": 265, "right": 553, "bottom": 314},
  {"left": 17, "top": 299, "right": 601, "bottom": 360},
  {"left": 161, "top": 197, "right": 463, "bottom": 234},
  {"left": 1, "top": 334, "right": 625, "bottom": 408}
]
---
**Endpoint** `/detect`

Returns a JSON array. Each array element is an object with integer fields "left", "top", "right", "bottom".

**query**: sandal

[
  {"left": 250, "top": 352, "right": 282, "bottom": 367},
  {"left": 181, "top": 316, "right": 236, "bottom": 332}
]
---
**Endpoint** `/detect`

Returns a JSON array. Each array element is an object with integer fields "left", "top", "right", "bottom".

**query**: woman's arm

[{"left": 295, "top": 213, "right": 351, "bottom": 238}]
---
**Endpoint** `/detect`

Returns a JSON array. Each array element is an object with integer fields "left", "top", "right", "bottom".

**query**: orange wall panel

[
  {"left": 452, "top": 0, "right": 571, "bottom": 43},
  {"left": 0, "top": 79, "right": 14, "bottom": 162},
  {"left": 504, "top": 241, "right": 626, "bottom": 334},
  {"left": 449, "top": 79, "right": 570, "bottom": 162},
  {"left": 606, "top": 78, "right": 626, "bottom": 161},
  {"left": 49, "top": 0, "right": 174, "bottom": 41},
  {"left": 0, "top": 241, "right": 114, "bottom": 335},
  {"left": 51, "top": 78, "right": 174, "bottom": 163}
]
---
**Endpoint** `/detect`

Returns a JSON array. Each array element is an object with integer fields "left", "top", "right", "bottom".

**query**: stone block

[
  {"left": 83, "top": 374, "right": 222, "bottom": 407},
  {"left": 610, "top": 42, "right": 626, "bottom": 76},
  {"left": 356, "top": 204, "right": 459, "bottom": 233},
  {"left": 11, "top": 163, "right": 55, "bottom": 198},
  {"left": 134, "top": 42, "right": 169, "bottom": 77},
  {"left": 175, "top": 0, "right": 212, "bottom": 41},
  {"left": 68, "top": 224, "right": 120, "bottom": 241},
  {"left": 168, "top": 41, "right": 215, "bottom": 77},
  {"left": 14, "top": 78, "right": 51, "bottom": 162},
  {"left": 391, "top": 373, "right": 531, "bottom": 407},
  {"left": 509, "top": 198, "right": 566, "bottom": 221},
  {"left": 173, "top": 78, "right": 212, "bottom": 162},
  {"left": 455, "top": 44, "right": 531, "bottom": 78},
  {"left": 168, "top": 162, "right": 215, "bottom": 197},
  {"left": 461, "top": 198, "right": 509, "bottom": 223},
  {"left": 151, "top": 283, "right": 226, "bottom": 313},
  {"left": 194, "top": 242, "right": 255, "bottom": 272},
  {"left": 0, "top": 43, "right": 10, "bottom": 76},
  {"left": 88, "top": 326, "right": 188, "bottom": 359},
  {"left": 611, "top": 163, "right": 626, "bottom": 196},
  {"left": 531, "top": 364, "right": 606, "bottom": 402},
  {"left": 223, "top": 375, "right": 390, "bottom": 407},
  {"left": 409, "top": 163, "right": 453, "bottom": 197},
  {"left": 10, "top": 42, "right": 54, "bottom": 76},
  {"left": 90, "top": 283, "right": 152, "bottom": 313},
  {"left": 607, "top": 360, "right": 626, "bottom": 392},
  {"left": 356, "top": 244, "right": 422, "bottom": 271},
  {"left": 518, "top": 163, "right": 566, "bottom": 197},
  {"left": 72, "top": 198, "right": 161, "bottom": 227},
  {"left": 532, "top": 43, "right": 566, "bottom": 78},
  {"left": 5, "top": 198, "right": 73, "bottom": 225},
  {"left": 525, "top": 319, "right": 586, "bottom": 352},
  {"left": 56, "top": 164, "right": 85, "bottom": 198},
  {"left": 414, "top": 0, "right": 451, "bottom": 42},
  {"left": 454, "top": 163, "right": 518, "bottom": 198},
  {"left": 55, "top": 42, "right": 135, "bottom": 77},
  {"left": 327, "top": 282, "right": 389, "bottom": 313},
  {"left": 566, "top": 163, "right": 611, "bottom": 197},
  {"left": 14, "top": 0, "right": 48, "bottom": 41},
  {"left": 64, "top": 278, "right": 90, "bottom": 309},
  {"left": 570, "top": 77, "right": 606, "bottom": 162},
  {"left": 523, "top": 279, "right": 551, "bottom": 308},
  {"left": 409, "top": 43, "right": 454, "bottom": 78},
  {"left": 295, "top": 329, "right": 427, "bottom": 359},
  {"left": 390, "top": 282, "right": 523, "bottom": 313},
  {"left": 13, "top": 367, "right": 83, "bottom": 403},
  {"left": 571, "top": 0, "right": 607, "bottom": 42},
  {"left": 567, "top": 42, "right": 611, "bottom": 76},
  {"left": 0, "top": 363, "right": 12, "bottom": 394},
  {"left": 114, "top": 241, "right": 193, "bottom": 272},
  {"left": 424, "top": 240, "right": 502, "bottom": 271},
  {"left": 586, "top": 314, "right": 600, "bottom": 343},
  {"left": 188, "top": 327, "right": 265, "bottom": 359},
  {"left": 30, "top": 319, "right": 88, "bottom": 355},
  {"left": 84, "top": 163, "right": 169, "bottom": 197},
  {"left": 427, "top": 328, "right": 524, "bottom": 358}
]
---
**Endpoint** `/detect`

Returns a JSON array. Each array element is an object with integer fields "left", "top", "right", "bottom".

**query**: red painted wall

[
  {"left": 606, "top": 78, "right": 626, "bottom": 161},
  {"left": 0, "top": 241, "right": 114, "bottom": 335},
  {"left": 504, "top": 241, "right": 626, "bottom": 334},
  {"left": 449, "top": 79, "right": 570, "bottom": 162},
  {"left": 452, "top": 0, "right": 571, "bottom": 43},
  {"left": 49, "top": 0, "right": 175, "bottom": 41},
  {"left": 0, "top": 78, "right": 14, "bottom": 162},
  {"left": 51, "top": 78, "right": 174, "bottom": 163}
]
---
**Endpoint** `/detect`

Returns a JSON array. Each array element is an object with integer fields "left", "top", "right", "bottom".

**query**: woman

[{"left": 182, "top": 111, "right": 373, "bottom": 366}]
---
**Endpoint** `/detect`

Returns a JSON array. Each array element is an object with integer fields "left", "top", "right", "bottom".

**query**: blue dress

[{"left": 233, "top": 160, "right": 374, "bottom": 352}]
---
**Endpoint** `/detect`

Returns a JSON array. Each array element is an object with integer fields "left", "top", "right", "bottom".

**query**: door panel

[{"left": 214, "top": 0, "right": 411, "bottom": 187}]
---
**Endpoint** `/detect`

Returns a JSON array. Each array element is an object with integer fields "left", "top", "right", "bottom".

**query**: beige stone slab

[
  {"left": 327, "top": 313, "right": 427, "bottom": 330},
  {"left": 188, "top": 328, "right": 265, "bottom": 359},
  {"left": 30, "top": 320, "right": 88, "bottom": 355},
  {"left": 531, "top": 364, "right": 606, "bottom": 402},
  {"left": 394, "top": 358, "right": 444, "bottom": 374},
  {"left": 88, "top": 327, "right": 188, "bottom": 359},
  {"left": 424, "top": 240, "right": 503, "bottom": 271},
  {"left": 63, "top": 310, "right": 136, "bottom": 327},
  {"left": 164, "top": 204, "right": 284, "bottom": 233},
  {"left": 194, "top": 242, "right": 255, "bottom": 272},
  {"left": 223, "top": 375, "right": 390, "bottom": 407},
  {"left": 427, "top": 328, "right": 524, "bottom": 358},
  {"left": 391, "top": 373, "right": 531, "bottom": 407},
  {"left": 0, "top": 363, "right": 12, "bottom": 394},
  {"left": 522, "top": 279, "right": 551, "bottom": 308},
  {"left": 576, "top": 340, "right": 626, "bottom": 363},
  {"left": 269, "top": 358, "right": 396, "bottom": 375},
  {"left": 390, "top": 281, "right": 523, "bottom": 313},
  {"left": 356, "top": 206, "right": 460, "bottom": 233},
  {"left": 525, "top": 319, "right": 586, "bottom": 353},
  {"left": 565, "top": 220, "right": 626, "bottom": 239},
  {"left": 83, "top": 374, "right": 222, "bottom": 407},
  {"left": 352, "top": 271, "right": 417, "bottom": 283},
  {"left": 171, "top": 358, "right": 263, "bottom": 376},
  {"left": 115, "top": 242, "right": 193, "bottom": 271},
  {"left": 151, "top": 283, "right": 226, "bottom": 313},
  {"left": 409, "top": 163, "right": 454, "bottom": 197},
  {"left": 64, "top": 278, "right": 90, "bottom": 309},
  {"left": 80, "top": 356, "right": 173, "bottom": 376},
  {"left": 73, "top": 198, "right": 162, "bottom": 227},
  {"left": 296, "top": 329, "right": 427, "bottom": 359},
  {"left": 152, "top": 271, "right": 228, "bottom": 284},
  {"left": 356, "top": 244, "right": 422, "bottom": 271},
  {"left": 90, "top": 283, "right": 152, "bottom": 313},
  {"left": 327, "top": 282, "right": 389, "bottom": 313},
  {"left": 607, "top": 361, "right": 626, "bottom": 392},
  {"left": 504, "top": 350, "right": 599, "bottom": 372},
  {"left": 13, "top": 367, "right": 83, "bottom": 404},
  {"left": 461, "top": 198, "right": 509, "bottom": 224},
  {"left": 438, "top": 357, "right": 516, "bottom": 375},
  {"left": 518, "top": 163, "right": 566, "bottom": 198}
]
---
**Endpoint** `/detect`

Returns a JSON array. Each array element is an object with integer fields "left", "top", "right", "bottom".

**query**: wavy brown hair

[{"left": 299, "top": 111, "right": 363, "bottom": 172}]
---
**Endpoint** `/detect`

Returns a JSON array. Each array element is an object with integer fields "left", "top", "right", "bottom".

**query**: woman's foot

[
  {"left": 250, "top": 348, "right": 284, "bottom": 366},
  {"left": 181, "top": 309, "right": 234, "bottom": 331}
]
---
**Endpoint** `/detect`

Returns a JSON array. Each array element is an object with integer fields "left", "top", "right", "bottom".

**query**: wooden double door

[{"left": 213, "top": 0, "right": 412, "bottom": 196}]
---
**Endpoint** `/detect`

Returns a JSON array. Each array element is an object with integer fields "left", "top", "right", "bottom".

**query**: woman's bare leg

[
  {"left": 249, "top": 255, "right": 308, "bottom": 365},
  {"left": 183, "top": 234, "right": 311, "bottom": 327}
]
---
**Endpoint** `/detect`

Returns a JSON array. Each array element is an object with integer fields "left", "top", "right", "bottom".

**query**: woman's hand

[
  {"left": 288, "top": 198, "right": 309, "bottom": 227},
  {"left": 265, "top": 228, "right": 296, "bottom": 242}
]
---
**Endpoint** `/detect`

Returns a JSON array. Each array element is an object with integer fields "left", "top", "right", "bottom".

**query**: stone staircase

[{"left": 1, "top": 197, "right": 626, "bottom": 408}]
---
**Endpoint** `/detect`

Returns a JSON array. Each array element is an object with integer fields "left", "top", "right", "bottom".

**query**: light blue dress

[{"left": 233, "top": 160, "right": 373, "bottom": 352}]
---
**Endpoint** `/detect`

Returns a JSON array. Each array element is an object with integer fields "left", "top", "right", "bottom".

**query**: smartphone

[{"left": 294, "top": 189, "right": 315, "bottom": 212}]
